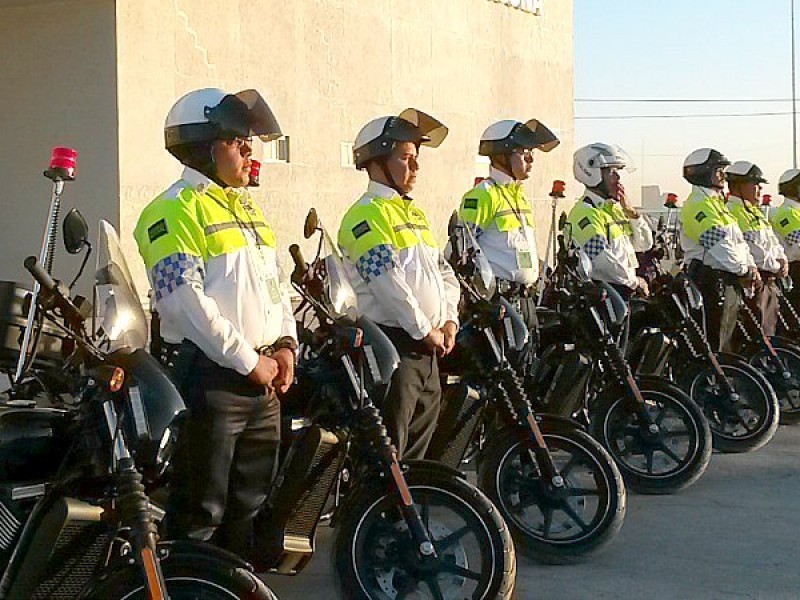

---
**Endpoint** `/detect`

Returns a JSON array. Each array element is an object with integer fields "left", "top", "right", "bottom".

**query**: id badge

[
  {"left": 517, "top": 250, "right": 533, "bottom": 269},
  {"left": 265, "top": 277, "right": 282, "bottom": 304}
]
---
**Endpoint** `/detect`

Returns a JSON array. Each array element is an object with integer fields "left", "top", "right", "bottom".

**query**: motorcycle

[
  {"left": 535, "top": 237, "right": 713, "bottom": 494},
  {"left": 6, "top": 219, "right": 275, "bottom": 599},
  {"left": 253, "top": 209, "right": 516, "bottom": 599},
  {"left": 425, "top": 214, "right": 626, "bottom": 564},
  {"left": 628, "top": 255, "right": 780, "bottom": 452}
]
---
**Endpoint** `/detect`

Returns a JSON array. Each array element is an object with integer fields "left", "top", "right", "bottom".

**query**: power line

[
  {"left": 576, "top": 111, "right": 793, "bottom": 120},
  {"left": 576, "top": 98, "right": 792, "bottom": 103}
]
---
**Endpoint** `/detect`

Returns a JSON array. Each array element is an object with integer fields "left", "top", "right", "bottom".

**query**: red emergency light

[
  {"left": 249, "top": 159, "right": 261, "bottom": 187},
  {"left": 45, "top": 147, "right": 77, "bottom": 181},
  {"left": 664, "top": 192, "right": 678, "bottom": 208},
  {"left": 762, "top": 194, "right": 772, "bottom": 206},
  {"left": 550, "top": 180, "right": 566, "bottom": 198}
]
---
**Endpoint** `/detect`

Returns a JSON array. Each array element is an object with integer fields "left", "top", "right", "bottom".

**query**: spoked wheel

[
  {"left": 477, "top": 425, "right": 626, "bottom": 564},
  {"left": 591, "top": 377, "right": 712, "bottom": 494},
  {"left": 334, "top": 467, "right": 515, "bottom": 599},
  {"left": 678, "top": 354, "right": 780, "bottom": 451},
  {"left": 745, "top": 340, "right": 800, "bottom": 425}
]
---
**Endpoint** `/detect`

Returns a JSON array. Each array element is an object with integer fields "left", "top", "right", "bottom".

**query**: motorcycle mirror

[
  {"left": 447, "top": 211, "right": 459, "bottom": 238},
  {"left": 63, "top": 208, "right": 89, "bottom": 254},
  {"left": 304, "top": 208, "right": 320, "bottom": 239}
]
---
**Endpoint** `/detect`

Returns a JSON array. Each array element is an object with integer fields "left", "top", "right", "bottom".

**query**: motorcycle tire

[
  {"left": 83, "top": 543, "right": 277, "bottom": 600},
  {"left": 591, "top": 376, "right": 712, "bottom": 495},
  {"left": 334, "top": 466, "right": 515, "bottom": 600},
  {"left": 477, "top": 424, "right": 626, "bottom": 565},
  {"left": 744, "top": 338, "right": 800, "bottom": 425},
  {"left": 677, "top": 353, "right": 780, "bottom": 451}
]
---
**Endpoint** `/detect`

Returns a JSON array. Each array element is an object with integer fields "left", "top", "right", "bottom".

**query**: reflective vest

[
  {"left": 458, "top": 178, "right": 538, "bottom": 284},
  {"left": 770, "top": 198, "right": 800, "bottom": 261}
]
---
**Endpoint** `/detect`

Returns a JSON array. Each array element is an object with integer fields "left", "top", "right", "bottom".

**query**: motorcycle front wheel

[
  {"left": 334, "top": 466, "right": 515, "bottom": 600},
  {"left": 477, "top": 424, "right": 626, "bottom": 564},
  {"left": 745, "top": 338, "right": 800, "bottom": 425},
  {"left": 677, "top": 353, "right": 780, "bottom": 451},
  {"left": 591, "top": 377, "right": 712, "bottom": 494}
]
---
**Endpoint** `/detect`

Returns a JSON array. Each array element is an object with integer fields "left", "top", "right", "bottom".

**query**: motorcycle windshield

[
  {"left": 463, "top": 220, "right": 497, "bottom": 299},
  {"left": 95, "top": 221, "right": 148, "bottom": 351},
  {"left": 322, "top": 232, "right": 358, "bottom": 319}
]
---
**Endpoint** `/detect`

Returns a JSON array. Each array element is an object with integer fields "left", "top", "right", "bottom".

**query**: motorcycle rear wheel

[
  {"left": 334, "top": 467, "right": 515, "bottom": 599},
  {"left": 477, "top": 425, "right": 626, "bottom": 564},
  {"left": 591, "top": 377, "right": 712, "bottom": 494}
]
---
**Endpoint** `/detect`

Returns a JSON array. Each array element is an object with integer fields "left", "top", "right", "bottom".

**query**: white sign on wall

[{"left": 489, "top": 0, "right": 543, "bottom": 15}]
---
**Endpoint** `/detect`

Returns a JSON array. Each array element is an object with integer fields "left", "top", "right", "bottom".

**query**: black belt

[
  {"left": 497, "top": 279, "right": 536, "bottom": 299},
  {"left": 378, "top": 325, "right": 432, "bottom": 355},
  {"left": 687, "top": 260, "right": 740, "bottom": 287}
]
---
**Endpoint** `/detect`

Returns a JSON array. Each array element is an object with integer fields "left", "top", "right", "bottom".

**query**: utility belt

[
  {"left": 496, "top": 279, "right": 537, "bottom": 299},
  {"left": 686, "top": 260, "right": 741, "bottom": 288},
  {"left": 378, "top": 325, "right": 432, "bottom": 356},
  {"left": 759, "top": 270, "right": 778, "bottom": 283}
]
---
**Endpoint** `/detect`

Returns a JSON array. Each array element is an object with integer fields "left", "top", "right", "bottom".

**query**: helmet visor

[
  {"left": 206, "top": 89, "right": 283, "bottom": 142},
  {"left": 595, "top": 144, "right": 637, "bottom": 173},
  {"left": 397, "top": 108, "right": 449, "bottom": 148},
  {"left": 515, "top": 119, "right": 560, "bottom": 152}
]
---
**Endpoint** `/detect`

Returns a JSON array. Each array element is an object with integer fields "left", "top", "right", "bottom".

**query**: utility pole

[{"left": 793, "top": 0, "right": 798, "bottom": 167}]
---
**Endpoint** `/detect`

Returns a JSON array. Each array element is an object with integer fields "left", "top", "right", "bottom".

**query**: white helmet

[
  {"left": 724, "top": 161, "right": 767, "bottom": 184},
  {"left": 573, "top": 143, "right": 631, "bottom": 188},
  {"left": 164, "top": 87, "right": 282, "bottom": 154},
  {"left": 353, "top": 108, "right": 448, "bottom": 170},
  {"left": 478, "top": 119, "right": 559, "bottom": 156},
  {"left": 779, "top": 168, "right": 800, "bottom": 198},
  {"left": 682, "top": 148, "right": 730, "bottom": 188}
]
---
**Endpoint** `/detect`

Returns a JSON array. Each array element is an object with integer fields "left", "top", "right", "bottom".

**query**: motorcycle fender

[
  {"left": 535, "top": 413, "right": 587, "bottom": 433},
  {"left": 332, "top": 460, "right": 467, "bottom": 527}
]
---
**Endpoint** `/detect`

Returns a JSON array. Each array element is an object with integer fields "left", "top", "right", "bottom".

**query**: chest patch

[
  {"left": 578, "top": 216, "right": 591, "bottom": 229},
  {"left": 695, "top": 211, "right": 707, "bottom": 223},
  {"left": 148, "top": 219, "right": 168, "bottom": 243},
  {"left": 463, "top": 198, "right": 478, "bottom": 210},
  {"left": 781, "top": 218, "right": 790, "bottom": 227},
  {"left": 352, "top": 220, "right": 371, "bottom": 239}
]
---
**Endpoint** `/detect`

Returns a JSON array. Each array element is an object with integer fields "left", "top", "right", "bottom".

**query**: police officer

[
  {"left": 458, "top": 119, "right": 559, "bottom": 337},
  {"left": 680, "top": 148, "right": 757, "bottom": 353},
  {"left": 133, "top": 88, "right": 297, "bottom": 556},
  {"left": 337, "top": 109, "right": 460, "bottom": 460},
  {"left": 725, "top": 161, "right": 788, "bottom": 336},
  {"left": 771, "top": 168, "right": 800, "bottom": 309},
  {"left": 567, "top": 143, "right": 653, "bottom": 299}
]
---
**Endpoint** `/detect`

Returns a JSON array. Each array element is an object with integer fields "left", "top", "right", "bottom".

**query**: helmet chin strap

[{"left": 378, "top": 157, "right": 405, "bottom": 196}]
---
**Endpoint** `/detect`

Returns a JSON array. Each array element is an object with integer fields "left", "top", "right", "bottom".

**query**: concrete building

[{"left": 1, "top": 0, "right": 574, "bottom": 297}]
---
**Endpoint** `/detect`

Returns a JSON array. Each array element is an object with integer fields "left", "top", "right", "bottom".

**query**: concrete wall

[
  {"left": 0, "top": 0, "right": 119, "bottom": 291},
  {"left": 116, "top": 0, "right": 574, "bottom": 293}
]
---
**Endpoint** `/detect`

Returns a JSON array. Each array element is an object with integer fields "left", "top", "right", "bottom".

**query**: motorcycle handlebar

[
  {"left": 289, "top": 243, "right": 308, "bottom": 284},
  {"left": 24, "top": 256, "right": 84, "bottom": 323}
]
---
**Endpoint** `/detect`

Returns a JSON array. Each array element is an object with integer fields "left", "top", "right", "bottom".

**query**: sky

[{"left": 574, "top": 0, "right": 797, "bottom": 204}]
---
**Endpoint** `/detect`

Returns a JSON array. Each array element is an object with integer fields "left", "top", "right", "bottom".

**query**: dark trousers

[
  {"left": 379, "top": 327, "right": 442, "bottom": 460},
  {"left": 166, "top": 353, "right": 280, "bottom": 558},
  {"left": 503, "top": 294, "right": 539, "bottom": 376},
  {"left": 788, "top": 261, "right": 800, "bottom": 313},
  {"left": 688, "top": 265, "right": 742, "bottom": 353}
]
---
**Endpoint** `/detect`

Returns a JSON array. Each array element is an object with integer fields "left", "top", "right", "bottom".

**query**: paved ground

[{"left": 264, "top": 424, "right": 800, "bottom": 599}]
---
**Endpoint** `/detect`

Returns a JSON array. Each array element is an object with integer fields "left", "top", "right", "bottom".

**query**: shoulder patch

[
  {"left": 351, "top": 220, "right": 371, "bottom": 239},
  {"left": 695, "top": 211, "right": 707, "bottom": 223},
  {"left": 148, "top": 219, "right": 168, "bottom": 243},
  {"left": 578, "top": 216, "right": 591, "bottom": 229},
  {"left": 463, "top": 198, "right": 478, "bottom": 210},
  {"left": 781, "top": 218, "right": 790, "bottom": 227}
]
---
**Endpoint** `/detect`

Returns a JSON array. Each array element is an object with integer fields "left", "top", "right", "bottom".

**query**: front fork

[
  {"left": 601, "top": 341, "right": 660, "bottom": 434},
  {"left": 102, "top": 399, "right": 169, "bottom": 600},
  {"left": 739, "top": 301, "right": 792, "bottom": 379},
  {"left": 682, "top": 314, "right": 738, "bottom": 399},
  {"left": 483, "top": 330, "right": 565, "bottom": 489}
]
